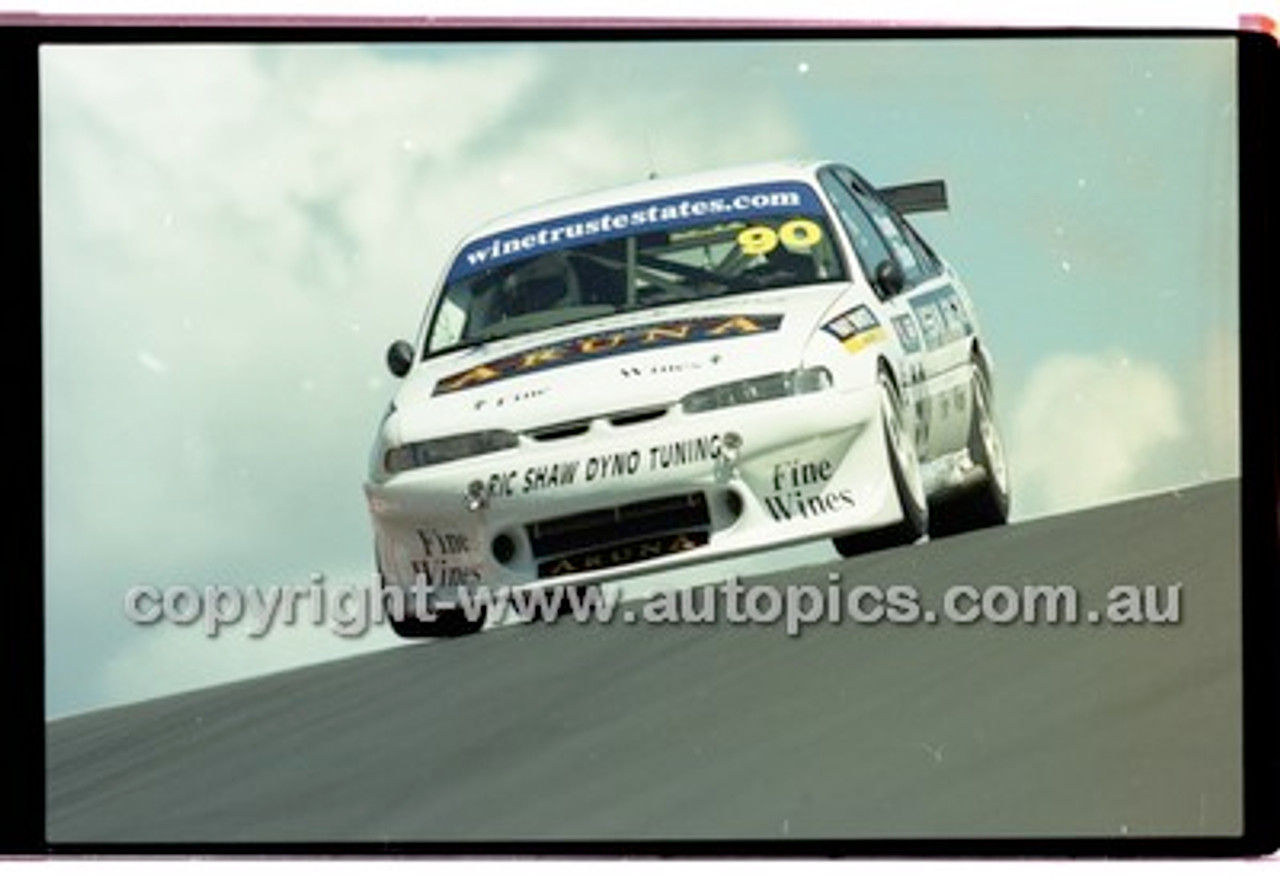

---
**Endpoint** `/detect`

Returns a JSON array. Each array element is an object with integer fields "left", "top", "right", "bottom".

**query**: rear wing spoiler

[{"left": 879, "top": 179, "right": 949, "bottom": 215}]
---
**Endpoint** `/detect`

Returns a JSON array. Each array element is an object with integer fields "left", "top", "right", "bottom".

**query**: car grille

[
  {"left": 528, "top": 421, "right": 591, "bottom": 442},
  {"left": 528, "top": 492, "right": 710, "bottom": 578},
  {"left": 526, "top": 407, "right": 670, "bottom": 442},
  {"left": 607, "top": 407, "right": 669, "bottom": 427}
]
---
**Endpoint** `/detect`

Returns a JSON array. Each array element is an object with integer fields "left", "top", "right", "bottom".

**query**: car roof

[{"left": 463, "top": 159, "right": 832, "bottom": 240}]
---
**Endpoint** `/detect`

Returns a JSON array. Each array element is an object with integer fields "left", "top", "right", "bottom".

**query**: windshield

[{"left": 424, "top": 181, "right": 846, "bottom": 357}]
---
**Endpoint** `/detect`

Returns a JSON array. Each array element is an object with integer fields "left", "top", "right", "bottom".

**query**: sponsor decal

[
  {"left": 891, "top": 314, "right": 923, "bottom": 353},
  {"left": 447, "top": 182, "right": 826, "bottom": 284},
  {"left": 823, "top": 305, "right": 887, "bottom": 354},
  {"left": 735, "top": 218, "right": 825, "bottom": 256},
  {"left": 908, "top": 286, "right": 972, "bottom": 349},
  {"left": 473, "top": 386, "right": 549, "bottom": 411},
  {"left": 619, "top": 355, "right": 718, "bottom": 378},
  {"left": 539, "top": 532, "right": 708, "bottom": 578},
  {"left": 434, "top": 315, "right": 781, "bottom": 395},
  {"left": 479, "top": 433, "right": 725, "bottom": 498},
  {"left": 409, "top": 529, "right": 482, "bottom": 587},
  {"left": 764, "top": 488, "right": 857, "bottom": 522},
  {"left": 761, "top": 457, "right": 856, "bottom": 522}
]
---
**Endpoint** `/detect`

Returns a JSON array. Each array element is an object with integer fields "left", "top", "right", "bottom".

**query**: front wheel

[
  {"left": 834, "top": 372, "right": 928, "bottom": 558},
  {"left": 387, "top": 603, "right": 486, "bottom": 639},
  {"left": 376, "top": 549, "right": 487, "bottom": 639},
  {"left": 929, "top": 367, "right": 1011, "bottom": 537}
]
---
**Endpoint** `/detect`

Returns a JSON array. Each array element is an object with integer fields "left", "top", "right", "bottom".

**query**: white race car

[{"left": 365, "top": 160, "right": 1010, "bottom": 636}]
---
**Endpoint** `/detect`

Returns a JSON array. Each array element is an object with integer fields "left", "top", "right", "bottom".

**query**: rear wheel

[
  {"left": 929, "top": 367, "right": 1010, "bottom": 537},
  {"left": 834, "top": 372, "right": 927, "bottom": 558}
]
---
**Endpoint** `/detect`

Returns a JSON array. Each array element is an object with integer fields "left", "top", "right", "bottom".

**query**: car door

[{"left": 819, "top": 166, "right": 975, "bottom": 460}]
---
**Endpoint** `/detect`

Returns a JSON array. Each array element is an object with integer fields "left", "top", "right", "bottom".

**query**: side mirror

[
  {"left": 874, "top": 260, "right": 905, "bottom": 298},
  {"left": 386, "top": 340, "right": 415, "bottom": 378}
]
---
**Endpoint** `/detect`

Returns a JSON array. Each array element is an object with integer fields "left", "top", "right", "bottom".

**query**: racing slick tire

[
  {"left": 387, "top": 604, "right": 486, "bottom": 639},
  {"left": 377, "top": 558, "right": 487, "bottom": 639},
  {"left": 928, "top": 366, "right": 1011, "bottom": 537},
  {"left": 833, "top": 370, "right": 928, "bottom": 558}
]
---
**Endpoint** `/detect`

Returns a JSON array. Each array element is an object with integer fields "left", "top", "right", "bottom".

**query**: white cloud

[
  {"left": 1198, "top": 327, "right": 1240, "bottom": 479},
  {"left": 1007, "top": 351, "right": 1185, "bottom": 517}
]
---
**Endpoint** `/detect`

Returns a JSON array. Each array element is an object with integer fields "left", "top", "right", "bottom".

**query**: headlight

[
  {"left": 680, "top": 366, "right": 833, "bottom": 414},
  {"left": 384, "top": 429, "right": 519, "bottom": 474}
]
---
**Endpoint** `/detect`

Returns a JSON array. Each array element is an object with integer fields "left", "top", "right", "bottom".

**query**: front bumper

[{"left": 364, "top": 384, "right": 902, "bottom": 603}]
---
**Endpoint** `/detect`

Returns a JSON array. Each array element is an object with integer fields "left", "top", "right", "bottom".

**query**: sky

[{"left": 42, "top": 36, "right": 1240, "bottom": 718}]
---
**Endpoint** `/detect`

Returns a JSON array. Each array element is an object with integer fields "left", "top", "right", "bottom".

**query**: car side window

[
  {"left": 818, "top": 169, "right": 896, "bottom": 295},
  {"left": 896, "top": 217, "right": 943, "bottom": 277},
  {"left": 842, "top": 176, "right": 942, "bottom": 288}
]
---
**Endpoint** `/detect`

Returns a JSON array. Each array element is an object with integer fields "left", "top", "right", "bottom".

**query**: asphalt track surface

[{"left": 47, "top": 480, "right": 1242, "bottom": 844}]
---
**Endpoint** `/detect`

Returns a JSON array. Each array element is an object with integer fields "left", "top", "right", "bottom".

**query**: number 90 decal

[{"left": 736, "top": 218, "right": 823, "bottom": 256}]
